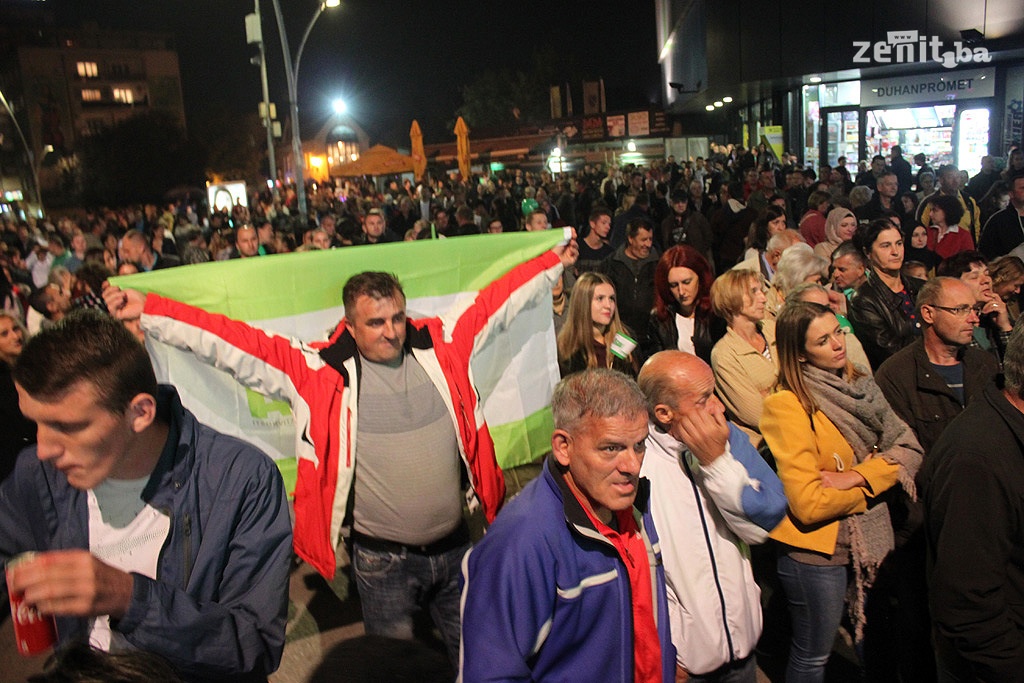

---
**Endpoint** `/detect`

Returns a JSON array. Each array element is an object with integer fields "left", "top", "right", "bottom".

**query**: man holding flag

[{"left": 105, "top": 234, "right": 577, "bottom": 666}]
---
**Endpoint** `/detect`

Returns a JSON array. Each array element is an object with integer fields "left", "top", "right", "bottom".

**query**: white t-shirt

[
  {"left": 674, "top": 313, "right": 697, "bottom": 355},
  {"left": 87, "top": 478, "right": 170, "bottom": 651}
]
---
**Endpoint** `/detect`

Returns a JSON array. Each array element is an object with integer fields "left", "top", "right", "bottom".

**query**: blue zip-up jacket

[
  {"left": 459, "top": 456, "right": 675, "bottom": 682},
  {"left": 0, "top": 386, "right": 292, "bottom": 682}
]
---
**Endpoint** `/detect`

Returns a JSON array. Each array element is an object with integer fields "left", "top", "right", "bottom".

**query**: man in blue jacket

[
  {"left": 459, "top": 369, "right": 674, "bottom": 682},
  {"left": 1, "top": 311, "right": 292, "bottom": 682}
]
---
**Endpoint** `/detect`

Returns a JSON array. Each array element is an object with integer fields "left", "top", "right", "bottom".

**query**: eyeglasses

[{"left": 929, "top": 304, "right": 985, "bottom": 317}]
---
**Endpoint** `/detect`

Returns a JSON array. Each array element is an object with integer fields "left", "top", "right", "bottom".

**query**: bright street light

[
  {"left": 267, "top": 0, "right": 340, "bottom": 220},
  {"left": 332, "top": 98, "right": 348, "bottom": 115}
]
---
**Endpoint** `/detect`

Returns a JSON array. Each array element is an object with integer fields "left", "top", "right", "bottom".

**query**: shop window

[
  {"left": 820, "top": 81, "right": 860, "bottom": 108},
  {"left": 865, "top": 105, "right": 956, "bottom": 173}
]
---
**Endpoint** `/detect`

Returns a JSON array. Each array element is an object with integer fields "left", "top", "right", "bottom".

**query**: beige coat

[{"left": 711, "top": 319, "right": 779, "bottom": 447}]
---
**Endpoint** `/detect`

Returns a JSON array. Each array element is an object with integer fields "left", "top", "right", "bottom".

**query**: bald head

[{"left": 638, "top": 351, "right": 716, "bottom": 424}]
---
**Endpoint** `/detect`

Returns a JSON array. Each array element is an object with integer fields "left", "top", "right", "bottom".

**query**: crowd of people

[{"left": 2, "top": 140, "right": 1024, "bottom": 682}]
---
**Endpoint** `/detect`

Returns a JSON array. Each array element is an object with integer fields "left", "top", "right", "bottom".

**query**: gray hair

[
  {"left": 551, "top": 369, "right": 648, "bottom": 434},
  {"left": 849, "top": 185, "right": 874, "bottom": 209},
  {"left": 774, "top": 243, "right": 828, "bottom": 295},
  {"left": 831, "top": 240, "right": 865, "bottom": 266},
  {"left": 766, "top": 229, "right": 803, "bottom": 255},
  {"left": 1005, "top": 323, "right": 1024, "bottom": 396},
  {"left": 787, "top": 281, "right": 830, "bottom": 303}
]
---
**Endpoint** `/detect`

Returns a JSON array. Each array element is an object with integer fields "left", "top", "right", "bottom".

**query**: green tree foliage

[
  {"left": 76, "top": 110, "right": 205, "bottom": 206},
  {"left": 454, "top": 49, "right": 578, "bottom": 131},
  {"left": 191, "top": 108, "right": 266, "bottom": 185}
]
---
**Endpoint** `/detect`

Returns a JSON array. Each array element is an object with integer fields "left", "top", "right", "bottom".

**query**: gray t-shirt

[{"left": 353, "top": 352, "right": 463, "bottom": 545}]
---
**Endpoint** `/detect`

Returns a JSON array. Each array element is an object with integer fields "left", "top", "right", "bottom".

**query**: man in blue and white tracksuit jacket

[
  {"left": 638, "top": 351, "right": 787, "bottom": 681},
  {"left": 459, "top": 369, "right": 675, "bottom": 682}
]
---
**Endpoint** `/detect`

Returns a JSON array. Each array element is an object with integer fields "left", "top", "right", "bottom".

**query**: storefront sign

[
  {"left": 582, "top": 115, "right": 606, "bottom": 141},
  {"left": 853, "top": 30, "right": 991, "bottom": 70},
  {"left": 860, "top": 68, "right": 995, "bottom": 107},
  {"left": 628, "top": 111, "right": 650, "bottom": 136},
  {"left": 762, "top": 125, "right": 784, "bottom": 160},
  {"left": 607, "top": 114, "right": 626, "bottom": 137},
  {"left": 650, "top": 111, "right": 669, "bottom": 135}
]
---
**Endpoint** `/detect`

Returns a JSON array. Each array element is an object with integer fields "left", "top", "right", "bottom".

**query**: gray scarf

[
  {"left": 802, "top": 364, "right": 924, "bottom": 641},
  {"left": 802, "top": 364, "right": 923, "bottom": 489}
]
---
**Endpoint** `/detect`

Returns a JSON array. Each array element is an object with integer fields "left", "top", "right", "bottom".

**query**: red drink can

[{"left": 6, "top": 552, "right": 57, "bottom": 656}]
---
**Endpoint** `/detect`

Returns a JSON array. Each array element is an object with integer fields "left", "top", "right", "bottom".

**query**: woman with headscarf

[{"left": 812, "top": 207, "right": 857, "bottom": 261}]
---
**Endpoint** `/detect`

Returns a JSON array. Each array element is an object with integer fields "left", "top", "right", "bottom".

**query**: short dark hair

[
  {"left": 588, "top": 206, "right": 612, "bottom": 223},
  {"left": 929, "top": 193, "right": 965, "bottom": 226},
  {"left": 342, "top": 271, "right": 406, "bottom": 312},
  {"left": 75, "top": 262, "right": 113, "bottom": 295},
  {"left": 854, "top": 219, "right": 902, "bottom": 259},
  {"left": 13, "top": 310, "right": 157, "bottom": 413},
  {"left": 937, "top": 250, "right": 987, "bottom": 278},
  {"left": 626, "top": 219, "right": 654, "bottom": 240}
]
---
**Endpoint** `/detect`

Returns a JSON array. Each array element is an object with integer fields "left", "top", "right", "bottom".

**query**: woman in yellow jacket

[{"left": 760, "top": 301, "right": 922, "bottom": 683}]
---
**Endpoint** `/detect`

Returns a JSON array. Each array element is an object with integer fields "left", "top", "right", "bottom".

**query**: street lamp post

[
  {"left": 0, "top": 87, "right": 43, "bottom": 216},
  {"left": 268, "top": 0, "right": 339, "bottom": 223},
  {"left": 246, "top": 0, "right": 277, "bottom": 192}
]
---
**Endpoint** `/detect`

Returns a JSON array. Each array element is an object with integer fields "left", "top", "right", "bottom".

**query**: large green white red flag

[{"left": 110, "top": 230, "right": 567, "bottom": 493}]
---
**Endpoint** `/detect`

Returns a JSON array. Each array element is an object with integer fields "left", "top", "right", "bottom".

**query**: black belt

[{"left": 351, "top": 523, "right": 470, "bottom": 556}]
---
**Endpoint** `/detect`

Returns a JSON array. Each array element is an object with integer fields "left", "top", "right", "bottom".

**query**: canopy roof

[{"left": 330, "top": 144, "right": 414, "bottom": 176}]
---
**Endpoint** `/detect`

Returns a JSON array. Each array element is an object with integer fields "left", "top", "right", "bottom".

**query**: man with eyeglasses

[
  {"left": 877, "top": 277, "right": 999, "bottom": 453},
  {"left": 874, "top": 276, "right": 999, "bottom": 682},
  {"left": 937, "top": 251, "right": 1013, "bottom": 366}
]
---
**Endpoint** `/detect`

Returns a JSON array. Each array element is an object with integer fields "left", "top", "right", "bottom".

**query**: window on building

[
  {"left": 83, "top": 119, "right": 107, "bottom": 136},
  {"left": 77, "top": 61, "right": 98, "bottom": 78},
  {"left": 81, "top": 89, "right": 102, "bottom": 102},
  {"left": 113, "top": 88, "right": 134, "bottom": 104}
]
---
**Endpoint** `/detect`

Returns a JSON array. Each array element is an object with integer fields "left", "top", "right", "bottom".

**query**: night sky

[{"left": 42, "top": 0, "right": 663, "bottom": 145}]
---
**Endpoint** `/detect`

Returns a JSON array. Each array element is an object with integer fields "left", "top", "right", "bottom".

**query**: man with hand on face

[
  {"left": 1, "top": 311, "right": 292, "bottom": 681},
  {"left": 459, "top": 369, "right": 674, "bottom": 682},
  {"left": 104, "top": 237, "right": 578, "bottom": 668},
  {"left": 638, "top": 351, "right": 786, "bottom": 682}
]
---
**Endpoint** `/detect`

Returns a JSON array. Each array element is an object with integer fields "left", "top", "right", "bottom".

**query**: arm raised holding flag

[{"left": 105, "top": 234, "right": 576, "bottom": 667}]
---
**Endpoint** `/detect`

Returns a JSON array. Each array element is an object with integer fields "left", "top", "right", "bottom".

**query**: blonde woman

[
  {"left": 557, "top": 272, "right": 637, "bottom": 377},
  {"left": 1, "top": 312, "right": 33, "bottom": 481},
  {"left": 710, "top": 268, "right": 778, "bottom": 448}
]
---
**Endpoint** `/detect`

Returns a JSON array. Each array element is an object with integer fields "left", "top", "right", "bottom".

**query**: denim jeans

[
  {"left": 687, "top": 654, "right": 758, "bottom": 683},
  {"left": 776, "top": 554, "right": 848, "bottom": 683},
  {"left": 352, "top": 539, "right": 468, "bottom": 667}
]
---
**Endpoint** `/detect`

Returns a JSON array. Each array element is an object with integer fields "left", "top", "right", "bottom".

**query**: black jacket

[
  {"left": 922, "top": 382, "right": 1024, "bottom": 682},
  {"left": 847, "top": 270, "right": 924, "bottom": 370},
  {"left": 875, "top": 339, "right": 999, "bottom": 454},
  {"left": 598, "top": 246, "right": 658, "bottom": 346},
  {"left": 642, "top": 310, "right": 726, "bottom": 366}
]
